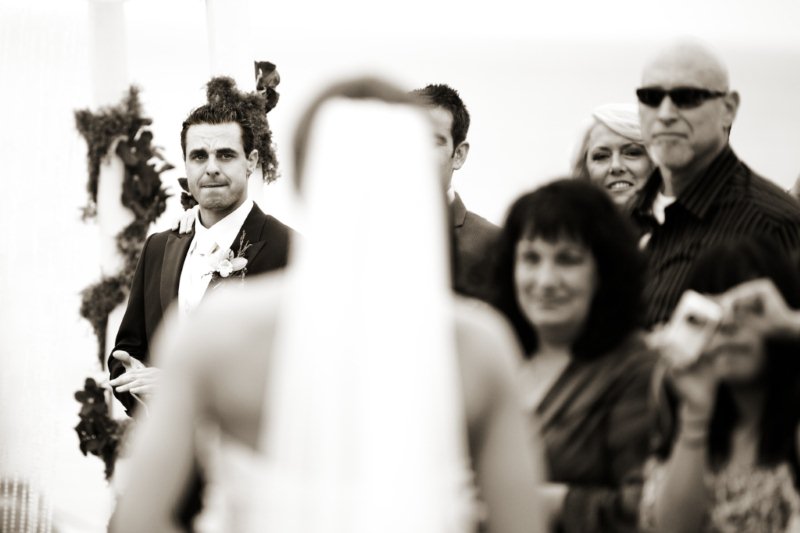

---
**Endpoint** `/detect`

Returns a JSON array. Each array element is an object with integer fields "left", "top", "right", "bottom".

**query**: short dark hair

[
  {"left": 180, "top": 77, "right": 278, "bottom": 182},
  {"left": 655, "top": 239, "right": 800, "bottom": 475},
  {"left": 492, "top": 179, "right": 645, "bottom": 358},
  {"left": 411, "top": 84, "right": 470, "bottom": 152}
]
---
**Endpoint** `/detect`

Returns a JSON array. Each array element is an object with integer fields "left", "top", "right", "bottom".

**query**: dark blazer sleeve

[
  {"left": 108, "top": 233, "right": 155, "bottom": 415},
  {"left": 560, "top": 351, "right": 655, "bottom": 533}
]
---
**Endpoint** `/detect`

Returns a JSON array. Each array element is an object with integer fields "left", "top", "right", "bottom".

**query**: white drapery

[{"left": 0, "top": 2, "right": 126, "bottom": 531}]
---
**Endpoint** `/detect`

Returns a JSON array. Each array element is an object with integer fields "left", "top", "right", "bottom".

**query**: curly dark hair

[
  {"left": 410, "top": 83, "right": 470, "bottom": 153},
  {"left": 655, "top": 238, "right": 800, "bottom": 479},
  {"left": 180, "top": 76, "right": 279, "bottom": 183},
  {"left": 492, "top": 178, "right": 645, "bottom": 359}
]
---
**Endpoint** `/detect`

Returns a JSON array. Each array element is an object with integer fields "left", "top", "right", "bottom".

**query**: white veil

[{"left": 259, "top": 89, "right": 468, "bottom": 532}]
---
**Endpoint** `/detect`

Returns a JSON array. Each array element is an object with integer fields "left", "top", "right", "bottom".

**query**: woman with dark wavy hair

[
  {"left": 492, "top": 179, "right": 656, "bottom": 532},
  {"left": 640, "top": 239, "right": 800, "bottom": 532}
]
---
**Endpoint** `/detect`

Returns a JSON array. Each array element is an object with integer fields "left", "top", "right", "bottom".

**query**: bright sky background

[
  {"left": 122, "top": 0, "right": 800, "bottom": 224},
  {"left": 115, "top": 0, "right": 800, "bottom": 47}
]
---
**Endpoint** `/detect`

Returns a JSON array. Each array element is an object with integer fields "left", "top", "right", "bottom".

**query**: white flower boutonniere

[{"left": 207, "top": 232, "right": 252, "bottom": 284}]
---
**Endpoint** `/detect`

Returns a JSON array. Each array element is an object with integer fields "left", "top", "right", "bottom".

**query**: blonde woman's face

[{"left": 586, "top": 123, "right": 654, "bottom": 207}]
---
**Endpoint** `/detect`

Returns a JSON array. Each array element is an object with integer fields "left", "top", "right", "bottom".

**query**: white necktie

[{"left": 180, "top": 236, "right": 219, "bottom": 315}]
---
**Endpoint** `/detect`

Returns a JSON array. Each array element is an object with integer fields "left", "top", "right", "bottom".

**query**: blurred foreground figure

[
  {"left": 111, "top": 78, "right": 546, "bottom": 533},
  {"left": 493, "top": 179, "right": 656, "bottom": 532},
  {"left": 641, "top": 239, "right": 800, "bottom": 532}
]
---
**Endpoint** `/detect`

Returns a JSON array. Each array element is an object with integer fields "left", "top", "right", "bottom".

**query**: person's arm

[
  {"left": 109, "top": 309, "right": 205, "bottom": 533},
  {"left": 558, "top": 354, "right": 654, "bottom": 533},
  {"left": 649, "top": 403, "right": 712, "bottom": 533},
  {"left": 462, "top": 308, "right": 547, "bottom": 533},
  {"left": 108, "top": 234, "right": 155, "bottom": 415},
  {"left": 171, "top": 205, "right": 198, "bottom": 234},
  {"left": 647, "top": 354, "right": 719, "bottom": 533}
]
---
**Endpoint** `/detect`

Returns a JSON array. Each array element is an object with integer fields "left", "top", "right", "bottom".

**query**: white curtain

[{"left": 0, "top": 3, "right": 115, "bottom": 532}]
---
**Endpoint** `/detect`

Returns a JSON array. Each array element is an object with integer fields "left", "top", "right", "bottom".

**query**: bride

[{"left": 110, "top": 77, "right": 546, "bottom": 533}]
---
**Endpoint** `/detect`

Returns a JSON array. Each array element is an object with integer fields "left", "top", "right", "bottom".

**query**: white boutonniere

[{"left": 207, "top": 232, "right": 252, "bottom": 283}]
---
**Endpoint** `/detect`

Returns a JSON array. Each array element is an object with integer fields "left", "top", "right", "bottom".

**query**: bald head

[
  {"left": 638, "top": 40, "right": 740, "bottom": 183},
  {"left": 642, "top": 40, "right": 730, "bottom": 92}
]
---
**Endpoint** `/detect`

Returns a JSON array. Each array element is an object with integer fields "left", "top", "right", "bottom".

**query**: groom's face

[{"left": 184, "top": 122, "right": 258, "bottom": 223}]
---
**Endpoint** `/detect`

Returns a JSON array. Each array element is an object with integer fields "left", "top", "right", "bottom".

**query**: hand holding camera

[
  {"left": 659, "top": 290, "right": 723, "bottom": 370},
  {"left": 721, "top": 278, "right": 800, "bottom": 339}
]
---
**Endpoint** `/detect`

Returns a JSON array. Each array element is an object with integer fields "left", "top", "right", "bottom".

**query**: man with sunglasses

[{"left": 634, "top": 40, "right": 800, "bottom": 326}]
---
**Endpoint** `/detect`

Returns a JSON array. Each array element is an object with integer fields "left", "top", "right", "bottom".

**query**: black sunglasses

[{"left": 636, "top": 87, "right": 726, "bottom": 109}]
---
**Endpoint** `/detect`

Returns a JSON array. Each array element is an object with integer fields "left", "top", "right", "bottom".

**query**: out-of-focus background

[{"left": 1, "top": 0, "right": 799, "bottom": 530}]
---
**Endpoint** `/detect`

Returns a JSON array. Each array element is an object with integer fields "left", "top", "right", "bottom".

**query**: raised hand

[
  {"left": 721, "top": 278, "right": 800, "bottom": 339},
  {"left": 666, "top": 353, "right": 719, "bottom": 419}
]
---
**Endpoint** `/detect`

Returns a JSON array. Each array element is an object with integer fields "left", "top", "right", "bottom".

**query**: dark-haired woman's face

[
  {"left": 514, "top": 237, "right": 597, "bottom": 343},
  {"left": 703, "top": 298, "right": 766, "bottom": 384}
]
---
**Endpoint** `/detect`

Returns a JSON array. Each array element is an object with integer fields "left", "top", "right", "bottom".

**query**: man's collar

[
  {"left": 195, "top": 199, "right": 254, "bottom": 248},
  {"left": 668, "top": 145, "right": 740, "bottom": 220},
  {"left": 652, "top": 191, "right": 677, "bottom": 225},
  {"left": 451, "top": 192, "right": 467, "bottom": 228}
]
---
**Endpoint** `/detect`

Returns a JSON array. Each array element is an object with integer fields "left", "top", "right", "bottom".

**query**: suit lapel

[
  {"left": 203, "top": 205, "right": 268, "bottom": 295},
  {"left": 228, "top": 204, "right": 268, "bottom": 268},
  {"left": 160, "top": 231, "right": 193, "bottom": 311}
]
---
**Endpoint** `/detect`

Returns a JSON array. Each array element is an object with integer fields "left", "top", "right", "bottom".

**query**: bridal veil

[{"left": 259, "top": 81, "right": 469, "bottom": 532}]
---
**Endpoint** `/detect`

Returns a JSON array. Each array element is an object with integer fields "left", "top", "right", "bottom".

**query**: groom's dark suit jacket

[
  {"left": 107, "top": 203, "right": 291, "bottom": 532},
  {"left": 108, "top": 203, "right": 292, "bottom": 416}
]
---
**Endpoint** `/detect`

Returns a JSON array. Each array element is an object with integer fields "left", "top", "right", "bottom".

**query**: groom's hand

[{"left": 110, "top": 351, "right": 161, "bottom": 397}]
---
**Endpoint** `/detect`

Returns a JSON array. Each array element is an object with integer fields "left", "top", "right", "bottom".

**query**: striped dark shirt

[{"left": 639, "top": 146, "right": 800, "bottom": 326}]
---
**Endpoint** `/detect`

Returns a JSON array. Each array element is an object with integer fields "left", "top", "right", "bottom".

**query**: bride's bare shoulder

[
  {"left": 454, "top": 297, "right": 521, "bottom": 367},
  {"left": 453, "top": 297, "right": 522, "bottom": 416}
]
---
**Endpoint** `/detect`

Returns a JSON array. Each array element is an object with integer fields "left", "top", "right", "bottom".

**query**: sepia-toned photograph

[{"left": 2, "top": 1, "right": 800, "bottom": 531}]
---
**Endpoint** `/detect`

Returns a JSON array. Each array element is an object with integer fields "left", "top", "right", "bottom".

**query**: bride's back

[
  {"left": 174, "top": 273, "right": 543, "bottom": 533},
  {"left": 187, "top": 274, "right": 525, "bottom": 456}
]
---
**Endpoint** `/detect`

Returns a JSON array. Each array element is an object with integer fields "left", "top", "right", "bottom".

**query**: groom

[{"left": 108, "top": 80, "right": 292, "bottom": 416}]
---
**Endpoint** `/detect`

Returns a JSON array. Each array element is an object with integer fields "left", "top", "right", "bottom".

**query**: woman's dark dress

[{"left": 534, "top": 332, "right": 656, "bottom": 533}]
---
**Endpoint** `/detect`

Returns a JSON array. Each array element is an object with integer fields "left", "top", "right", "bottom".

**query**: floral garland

[
  {"left": 74, "top": 87, "right": 171, "bottom": 480},
  {"left": 75, "top": 87, "right": 172, "bottom": 362},
  {"left": 74, "top": 378, "right": 131, "bottom": 480}
]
